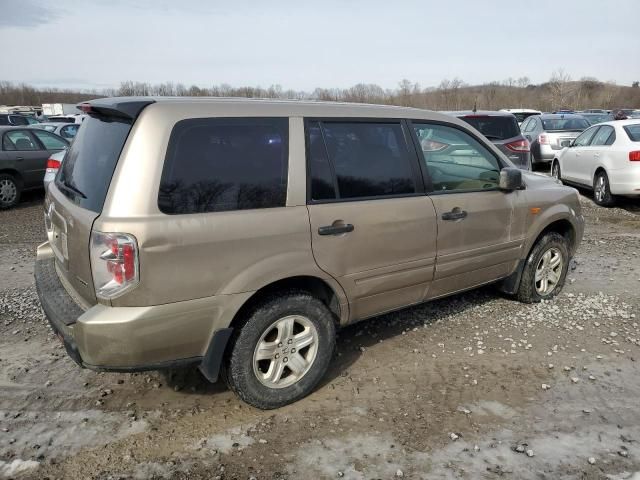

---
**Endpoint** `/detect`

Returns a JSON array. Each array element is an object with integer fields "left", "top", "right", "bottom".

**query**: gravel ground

[{"left": 0, "top": 189, "right": 639, "bottom": 480}]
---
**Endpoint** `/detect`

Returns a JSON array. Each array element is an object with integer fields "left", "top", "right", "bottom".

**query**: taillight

[
  {"left": 506, "top": 139, "right": 530, "bottom": 152},
  {"left": 45, "top": 157, "right": 61, "bottom": 173},
  {"left": 421, "top": 139, "right": 448, "bottom": 152},
  {"left": 90, "top": 231, "right": 139, "bottom": 299},
  {"left": 538, "top": 134, "right": 549, "bottom": 145},
  {"left": 630, "top": 151, "right": 640, "bottom": 161}
]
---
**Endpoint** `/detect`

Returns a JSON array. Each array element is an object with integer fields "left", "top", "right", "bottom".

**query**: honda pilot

[{"left": 35, "top": 98, "right": 584, "bottom": 409}]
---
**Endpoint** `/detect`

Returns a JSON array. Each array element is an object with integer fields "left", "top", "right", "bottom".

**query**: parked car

[
  {"left": 43, "top": 149, "right": 65, "bottom": 189},
  {"left": 499, "top": 108, "right": 541, "bottom": 126},
  {"left": 47, "top": 114, "right": 86, "bottom": 124},
  {"left": 521, "top": 113, "right": 590, "bottom": 167},
  {"left": 0, "top": 126, "right": 68, "bottom": 208},
  {"left": 445, "top": 110, "right": 531, "bottom": 169},
  {"left": 0, "top": 114, "right": 40, "bottom": 126},
  {"left": 552, "top": 119, "right": 640, "bottom": 206},
  {"left": 35, "top": 97, "right": 584, "bottom": 409},
  {"left": 579, "top": 112, "right": 615, "bottom": 125},
  {"left": 31, "top": 122, "right": 80, "bottom": 141}
]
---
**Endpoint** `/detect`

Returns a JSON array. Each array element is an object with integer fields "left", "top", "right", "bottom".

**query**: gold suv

[{"left": 35, "top": 98, "right": 584, "bottom": 408}]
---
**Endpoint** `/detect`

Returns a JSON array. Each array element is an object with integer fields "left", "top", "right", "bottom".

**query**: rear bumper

[
  {"left": 34, "top": 241, "right": 250, "bottom": 379},
  {"left": 607, "top": 168, "right": 640, "bottom": 196}
]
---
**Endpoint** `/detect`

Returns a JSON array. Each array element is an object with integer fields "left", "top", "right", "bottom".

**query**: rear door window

[
  {"left": 4, "top": 130, "right": 39, "bottom": 150},
  {"left": 56, "top": 115, "right": 133, "bottom": 213},
  {"left": 159, "top": 118, "right": 288, "bottom": 214},
  {"left": 310, "top": 121, "right": 416, "bottom": 200},
  {"left": 412, "top": 122, "right": 502, "bottom": 192}
]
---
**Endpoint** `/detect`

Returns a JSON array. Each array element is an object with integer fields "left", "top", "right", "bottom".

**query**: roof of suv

[
  {"left": 444, "top": 110, "right": 516, "bottom": 117},
  {"left": 82, "top": 96, "right": 463, "bottom": 123}
]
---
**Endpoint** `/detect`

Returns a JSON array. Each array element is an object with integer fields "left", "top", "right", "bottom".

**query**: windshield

[
  {"left": 583, "top": 114, "right": 614, "bottom": 125},
  {"left": 512, "top": 112, "right": 540, "bottom": 123},
  {"left": 55, "top": 115, "right": 132, "bottom": 213},
  {"left": 624, "top": 124, "right": 640, "bottom": 142},
  {"left": 541, "top": 118, "right": 589, "bottom": 131},
  {"left": 459, "top": 115, "right": 520, "bottom": 140}
]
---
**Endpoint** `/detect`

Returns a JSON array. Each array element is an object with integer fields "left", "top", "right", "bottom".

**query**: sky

[{"left": 1, "top": 0, "right": 639, "bottom": 92}]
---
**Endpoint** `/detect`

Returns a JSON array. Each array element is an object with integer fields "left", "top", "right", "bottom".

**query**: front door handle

[
  {"left": 16, "top": 157, "right": 24, "bottom": 161},
  {"left": 318, "top": 223, "right": 354, "bottom": 235},
  {"left": 441, "top": 209, "right": 468, "bottom": 221}
]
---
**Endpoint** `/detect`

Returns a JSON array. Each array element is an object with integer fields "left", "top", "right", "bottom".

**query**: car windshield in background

[
  {"left": 582, "top": 114, "right": 614, "bottom": 125},
  {"left": 624, "top": 124, "right": 640, "bottom": 141},
  {"left": 541, "top": 118, "right": 589, "bottom": 131},
  {"left": 458, "top": 116, "right": 520, "bottom": 140},
  {"left": 56, "top": 115, "right": 132, "bottom": 212},
  {"left": 512, "top": 112, "right": 539, "bottom": 123}
]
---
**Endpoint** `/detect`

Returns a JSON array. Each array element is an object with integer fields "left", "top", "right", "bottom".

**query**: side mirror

[{"left": 500, "top": 167, "right": 523, "bottom": 191}]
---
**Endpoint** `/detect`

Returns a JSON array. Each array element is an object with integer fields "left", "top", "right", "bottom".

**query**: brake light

[
  {"left": 90, "top": 231, "right": 139, "bottom": 299},
  {"left": 538, "top": 134, "right": 549, "bottom": 145},
  {"left": 45, "top": 157, "right": 61, "bottom": 173},
  {"left": 421, "top": 140, "right": 448, "bottom": 152},
  {"left": 506, "top": 139, "right": 530, "bottom": 152},
  {"left": 630, "top": 151, "right": 640, "bottom": 161}
]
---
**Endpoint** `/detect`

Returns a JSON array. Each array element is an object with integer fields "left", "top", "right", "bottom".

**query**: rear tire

[
  {"left": 516, "top": 232, "right": 570, "bottom": 303},
  {"left": 593, "top": 170, "right": 615, "bottom": 207},
  {"left": 551, "top": 160, "right": 562, "bottom": 182},
  {"left": 0, "top": 174, "right": 20, "bottom": 209},
  {"left": 224, "top": 291, "right": 336, "bottom": 409}
]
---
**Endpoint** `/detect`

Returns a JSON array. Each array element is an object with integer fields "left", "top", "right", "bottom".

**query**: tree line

[{"left": 2, "top": 70, "right": 639, "bottom": 111}]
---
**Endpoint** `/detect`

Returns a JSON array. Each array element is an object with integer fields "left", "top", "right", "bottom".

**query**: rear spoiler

[{"left": 76, "top": 98, "right": 155, "bottom": 120}]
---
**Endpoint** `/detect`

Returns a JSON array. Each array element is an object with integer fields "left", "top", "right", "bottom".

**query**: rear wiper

[{"left": 58, "top": 181, "right": 87, "bottom": 199}]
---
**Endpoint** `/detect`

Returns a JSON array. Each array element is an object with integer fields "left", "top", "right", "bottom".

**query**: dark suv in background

[{"left": 444, "top": 111, "right": 531, "bottom": 170}]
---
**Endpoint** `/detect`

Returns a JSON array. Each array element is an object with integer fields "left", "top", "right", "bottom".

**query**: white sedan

[{"left": 551, "top": 120, "right": 640, "bottom": 206}]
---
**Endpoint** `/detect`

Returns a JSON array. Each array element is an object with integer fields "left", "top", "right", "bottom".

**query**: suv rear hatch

[
  {"left": 457, "top": 114, "right": 531, "bottom": 169},
  {"left": 46, "top": 100, "right": 152, "bottom": 307}
]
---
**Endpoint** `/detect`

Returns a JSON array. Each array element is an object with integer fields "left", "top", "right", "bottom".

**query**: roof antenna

[{"left": 472, "top": 98, "right": 477, "bottom": 113}]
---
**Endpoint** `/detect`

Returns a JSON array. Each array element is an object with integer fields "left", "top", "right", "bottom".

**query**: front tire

[
  {"left": 0, "top": 174, "right": 21, "bottom": 209},
  {"left": 516, "top": 232, "right": 570, "bottom": 303},
  {"left": 593, "top": 170, "right": 615, "bottom": 207},
  {"left": 224, "top": 291, "right": 336, "bottom": 409}
]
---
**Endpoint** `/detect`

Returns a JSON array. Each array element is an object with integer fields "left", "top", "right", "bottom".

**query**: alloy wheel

[
  {"left": 0, "top": 178, "right": 17, "bottom": 205},
  {"left": 253, "top": 315, "right": 319, "bottom": 389},
  {"left": 535, "top": 247, "right": 563, "bottom": 295}
]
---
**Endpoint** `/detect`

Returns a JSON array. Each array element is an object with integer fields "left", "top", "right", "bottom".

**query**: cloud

[{"left": 0, "top": 0, "right": 60, "bottom": 28}]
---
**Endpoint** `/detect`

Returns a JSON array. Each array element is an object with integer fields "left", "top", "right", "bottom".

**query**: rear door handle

[
  {"left": 16, "top": 157, "right": 24, "bottom": 161},
  {"left": 441, "top": 209, "right": 468, "bottom": 221},
  {"left": 318, "top": 223, "right": 354, "bottom": 235}
]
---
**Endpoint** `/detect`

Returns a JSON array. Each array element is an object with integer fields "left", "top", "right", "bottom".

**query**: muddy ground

[{"left": 1, "top": 188, "right": 639, "bottom": 480}]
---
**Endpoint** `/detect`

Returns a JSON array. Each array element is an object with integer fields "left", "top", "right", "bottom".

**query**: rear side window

[
  {"left": 458, "top": 115, "right": 520, "bottom": 140},
  {"left": 159, "top": 118, "right": 288, "bottom": 214},
  {"left": 624, "top": 124, "right": 640, "bottom": 141},
  {"left": 56, "top": 115, "right": 133, "bottom": 213},
  {"left": 307, "top": 121, "right": 416, "bottom": 200},
  {"left": 9, "top": 115, "right": 29, "bottom": 126}
]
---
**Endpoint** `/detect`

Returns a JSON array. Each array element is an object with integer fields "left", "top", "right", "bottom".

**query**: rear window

[
  {"left": 541, "top": 118, "right": 589, "bottom": 131},
  {"left": 56, "top": 115, "right": 132, "bottom": 213},
  {"left": 458, "top": 115, "right": 520, "bottom": 141},
  {"left": 624, "top": 124, "right": 640, "bottom": 141},
  {"left": 159, "top": 118, "right": 288, "bottom": 214}
]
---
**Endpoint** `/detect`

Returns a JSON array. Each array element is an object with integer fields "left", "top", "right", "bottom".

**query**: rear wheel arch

[
  {"left": 0, "top": 169, "right": 23, "bottom": 186},
  {"left": 229, "top": 276, "right": 343, "bottom": 331}
]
